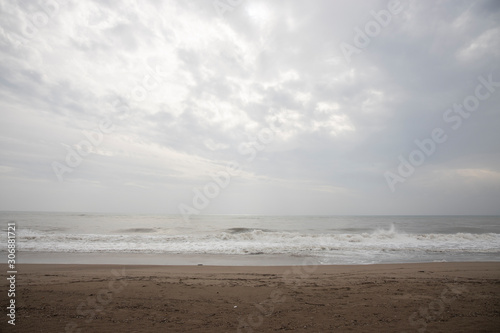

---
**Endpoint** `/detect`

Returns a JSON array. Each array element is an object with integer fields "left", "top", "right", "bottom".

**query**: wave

[
  {"left": 225, "top": 227, "right": 273, "bottom": 234},
  {"left": 117, "top": 228, "right": 157, "bottom": 233},
  {"left": 2, "top": 226, "right": 500, "bottom": 255}
]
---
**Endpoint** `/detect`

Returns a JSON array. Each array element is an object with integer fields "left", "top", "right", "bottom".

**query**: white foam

[{"left": 5, "top": 227, "right": 500, "bottom": 256}]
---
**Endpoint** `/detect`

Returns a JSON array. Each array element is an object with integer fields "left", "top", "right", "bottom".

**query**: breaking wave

[{"left": 5, "top": 225, "right": 500, "bottom": 256}]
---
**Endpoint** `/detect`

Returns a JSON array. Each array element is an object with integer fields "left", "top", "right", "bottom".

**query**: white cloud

[{"left": 0, "top": 0, "right": 499, "bottom": 214}]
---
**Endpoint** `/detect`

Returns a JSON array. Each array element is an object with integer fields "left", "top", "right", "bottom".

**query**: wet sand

[{"left": 1, "top": 262, "right": 499, "bottom": 332}]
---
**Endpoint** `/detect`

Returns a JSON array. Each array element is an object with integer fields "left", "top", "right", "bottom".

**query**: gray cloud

[{"left": 0, "top": 0, "right": 499, "bottom": 214}]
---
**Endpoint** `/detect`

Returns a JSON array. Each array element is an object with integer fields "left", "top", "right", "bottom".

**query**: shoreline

[
  {"left": 4, "top": 260, "right": 500, "bottom": 268},
  {"left": 6, "top": 251, "right": 500, "bottom": 266},
  {"left": 1, "top": 262, "right": 499, "bottom": 332}
]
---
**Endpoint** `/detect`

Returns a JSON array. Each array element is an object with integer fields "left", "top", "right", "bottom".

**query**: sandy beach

[{"left": 1, "top": 262, "right": 499, "bottom": 332}]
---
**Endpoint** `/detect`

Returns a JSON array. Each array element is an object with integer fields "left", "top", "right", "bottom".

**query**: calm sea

[{"left": 1, "top": 212, "right": 499, "bottom": 265}]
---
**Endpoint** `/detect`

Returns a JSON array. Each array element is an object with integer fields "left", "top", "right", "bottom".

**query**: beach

[{"left": 1, "top": 262, "right": 499, "bottom": 332}]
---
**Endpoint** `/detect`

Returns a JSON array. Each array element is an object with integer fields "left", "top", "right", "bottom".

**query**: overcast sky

[{"left": 0, "top": 0, "right": 499, "bottom": 215}]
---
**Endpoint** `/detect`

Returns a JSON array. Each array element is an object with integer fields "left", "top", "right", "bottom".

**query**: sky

[{"left": 0, "top": 0, "right": 499, "bottom": 215}]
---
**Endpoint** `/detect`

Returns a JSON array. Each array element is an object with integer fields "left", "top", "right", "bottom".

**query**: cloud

[{"left": 0, "top": 0, "right": 499, "bottom": 214}]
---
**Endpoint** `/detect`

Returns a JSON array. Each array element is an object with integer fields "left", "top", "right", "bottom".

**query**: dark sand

[{"left": 1, "top": 262, "right": 499, "bottom": 332}]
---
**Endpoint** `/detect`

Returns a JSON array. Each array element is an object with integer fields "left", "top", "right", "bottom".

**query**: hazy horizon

[{"left": 1, "top": 210, "right": 499, "bottom": 217}]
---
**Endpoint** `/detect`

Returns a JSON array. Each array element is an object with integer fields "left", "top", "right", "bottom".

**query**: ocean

[{"left": 1, "top": 212, "right": 499, "bottom": 265}]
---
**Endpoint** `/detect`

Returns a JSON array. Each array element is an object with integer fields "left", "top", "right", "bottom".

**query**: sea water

[{"left": 1, "top": 212, "right": 499, "bottom": 265}]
